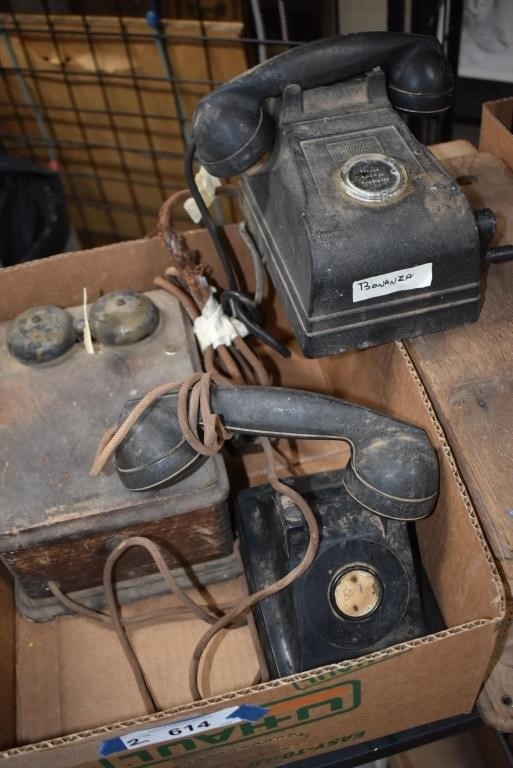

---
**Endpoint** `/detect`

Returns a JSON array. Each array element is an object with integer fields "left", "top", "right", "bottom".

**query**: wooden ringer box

[{"left": 0, "top": 288, "right": 234, "bottom": 621}]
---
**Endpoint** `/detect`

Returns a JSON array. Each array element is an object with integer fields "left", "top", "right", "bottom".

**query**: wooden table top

[{"left": 409, "top": 140, "right": 513, "bottom": 731}]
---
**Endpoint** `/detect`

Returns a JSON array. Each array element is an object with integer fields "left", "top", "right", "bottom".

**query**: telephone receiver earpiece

[
  {"left": 192, "top": 32, "right": 454, "bottom": 178},
  {"left": 115, "top": 386, "right": 439, "bottom": 522}
]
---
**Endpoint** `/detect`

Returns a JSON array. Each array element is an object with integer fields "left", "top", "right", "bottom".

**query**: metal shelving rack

[{"left": 0, "top": 1, "right": 325, "bottom": 248}]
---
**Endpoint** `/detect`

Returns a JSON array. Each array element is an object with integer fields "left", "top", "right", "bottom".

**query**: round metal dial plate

[{"left": 340, "top": 153, "right": 407, "bottom": 203}]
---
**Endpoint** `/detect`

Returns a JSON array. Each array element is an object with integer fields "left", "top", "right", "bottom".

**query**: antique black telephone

[
  {"left": 114, "top": 384, "right": 439, "bottom": 673},
  {"left": 236, "top": 470, "right": 429, "bottom": 677},
  {"left": 190, "top": 32, "right": 512, "bottom": 357}
]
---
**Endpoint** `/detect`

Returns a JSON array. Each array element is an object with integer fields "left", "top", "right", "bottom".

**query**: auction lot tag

[{"left": 99, "top": 704, "right": 268, "bottom": 756}]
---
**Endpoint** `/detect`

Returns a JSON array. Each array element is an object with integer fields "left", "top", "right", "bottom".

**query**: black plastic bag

[{"left": 0, "top": 157, "right": 70, "bottom": 267}]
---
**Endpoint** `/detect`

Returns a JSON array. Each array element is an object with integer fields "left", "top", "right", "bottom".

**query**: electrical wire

[
  {"left": 156, "top": 189, "right": 278, "bottom": 381},
  {"left": 184, "top": 139, "right": 238, "bottom": 292},
  {"left": 48, "top": 580, "right": 239, "bottom": 628},
  {"left": 277, "top": 0, "right": 289, "bottom": 43},
  {"left": 189, "top": 435, "right": 319, "bottom": 700},
  {"left": 153, "top": 276, "right": 245, "bottom": 385},
  {"left": 89, "top": 372, "right": 319, "bottom": 706},
  {"left": 72, "top": 188, "right": 311, "bottom": 710},
  {"left": 239, "top": 221, "right": 265, "bottom": 306},
  {"left": 250, "top": 0, "right": 268, "bottom": 63},
  {"left": 184, "top": 142, "right": 291, "bottom": 357},
  {"left": 51, "top": 534, "right": 248, "bottom": 714},
  {"left": 221, "top": 293, "right": 291, "bottom": 359}
]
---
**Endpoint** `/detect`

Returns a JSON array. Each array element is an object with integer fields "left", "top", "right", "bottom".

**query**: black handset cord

[
  {"left": 184, "top": 139, "right": 291, "bottom": 358},
  {"left": 184, "top": 138, "right": 238, "bottom": 291}
]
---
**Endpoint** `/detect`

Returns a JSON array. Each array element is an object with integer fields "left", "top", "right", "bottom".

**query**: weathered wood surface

[
  {"left": 409, "top": 142, "right": 513, "bottom": 730},
  {"left": 6, "top": 502, "right": 231, "bottom": 598}
]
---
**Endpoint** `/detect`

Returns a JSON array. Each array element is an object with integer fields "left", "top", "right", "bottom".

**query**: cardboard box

[
  {"left": 480, "top": 98, "right": 513, "bottom": 171},
  {"left": 0, "top": 229, "right": 505, "bottom": 768}
]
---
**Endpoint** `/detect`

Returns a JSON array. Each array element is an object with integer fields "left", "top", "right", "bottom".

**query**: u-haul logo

[{"left": 98, "top": 680, "right": 361, "bottom": 767}]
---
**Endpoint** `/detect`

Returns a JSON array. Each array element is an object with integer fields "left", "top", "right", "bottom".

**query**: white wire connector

[
  {"left": 184, "top": 166, "right": 221, "bottom": 223},
  {"left": 193, "top": 292, "right": 248, "bottom": 352}
]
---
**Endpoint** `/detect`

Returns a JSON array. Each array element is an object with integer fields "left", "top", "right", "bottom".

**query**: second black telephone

[
  {"left": 115, "top": 383, "right": 439, "bottom": 673},
  {"left": 190, "top": 32, "right": 511, "bottom": 357}
]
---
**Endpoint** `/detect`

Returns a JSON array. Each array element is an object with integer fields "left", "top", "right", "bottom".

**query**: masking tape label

[
  {"left": 352, "top": 262, "right": 432, "bottom": 303},
  {"left": 99, "top": 704, "right": 268, "bottom": 756}
]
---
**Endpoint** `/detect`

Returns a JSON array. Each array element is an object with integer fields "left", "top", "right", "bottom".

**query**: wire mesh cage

[{"left": 0, "top": 1, "right": 337, "bottom": 250}]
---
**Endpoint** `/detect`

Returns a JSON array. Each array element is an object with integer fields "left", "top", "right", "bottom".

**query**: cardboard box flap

[
  {"left": 2, "top": 620, "right": 501, "bottom": 768},
  {"left": 480, "top": 98, "right": 513, "bottom": 171}
]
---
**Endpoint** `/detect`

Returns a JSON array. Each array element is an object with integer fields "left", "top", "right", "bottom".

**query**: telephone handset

[
  {"left": 115, "top": 384, "right": 439, "bottom": 520},
  {"left": 192, "top": 32, "right": 453, "bottom": 177},
  {"left": 189, "top": 32, "right": 512, "bottom": 358}
]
